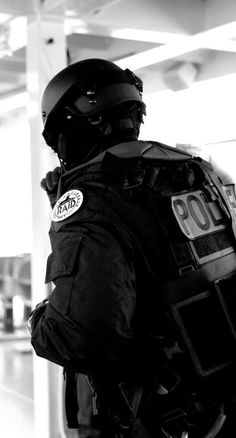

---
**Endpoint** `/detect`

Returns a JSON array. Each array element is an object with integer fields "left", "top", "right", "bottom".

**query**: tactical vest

[
  {"left": 99, "top": 140, "right": 236, "bottom": 394},
  {"left": 57, "top": 140, "right": 236, "bottom": 436}
]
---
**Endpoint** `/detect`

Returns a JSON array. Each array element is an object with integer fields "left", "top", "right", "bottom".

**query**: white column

[{"left": 26, "top": 4, "right": 67, "bottom": 438}]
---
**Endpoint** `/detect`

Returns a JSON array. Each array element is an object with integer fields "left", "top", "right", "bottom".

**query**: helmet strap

[{"left": 57, "top": 133, "right": 69, "bottom": 171}]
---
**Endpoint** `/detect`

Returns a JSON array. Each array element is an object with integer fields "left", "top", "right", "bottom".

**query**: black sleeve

[{"left": 30, "top": 222, "right": 137, "bottom": 375}]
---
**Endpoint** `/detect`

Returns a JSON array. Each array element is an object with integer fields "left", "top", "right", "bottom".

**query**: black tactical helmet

[{"left": 41, "top": 58, "right": 145, "bottom": 148}]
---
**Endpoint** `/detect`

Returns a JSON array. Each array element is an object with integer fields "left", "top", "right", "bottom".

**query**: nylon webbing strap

[
  {"left": 194, "top": 158, "right": 236, "bottom": 241},
  {"left": 132, "top": 386, "right": 144, "bottom": 422},
  {"left": 64, "top": 369, "right": 80, "bottom": 429}
]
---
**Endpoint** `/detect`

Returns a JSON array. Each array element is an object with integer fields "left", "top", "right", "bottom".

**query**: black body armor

[{"left": 29, "top": 140, "right": 236, "bottom": 437}]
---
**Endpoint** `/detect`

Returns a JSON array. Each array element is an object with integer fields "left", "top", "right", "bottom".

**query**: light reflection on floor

[{"left": 0, "top": 338, "right": 34, "bottom": 438}]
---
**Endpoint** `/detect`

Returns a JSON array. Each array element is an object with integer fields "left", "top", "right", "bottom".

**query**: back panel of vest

[
  {"left": 138, "top": 157, "right": 236, "bottom": 386},
  {"left": 103, "top": 148, "right": 236, "bottom": 390},
  {"left": 101, "top": 141, "right": 236, "bottom": 391}
]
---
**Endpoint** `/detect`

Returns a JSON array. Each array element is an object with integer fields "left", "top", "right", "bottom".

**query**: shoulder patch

[{"left": 52, "top": 189, "right": 83, "bottom": 222}]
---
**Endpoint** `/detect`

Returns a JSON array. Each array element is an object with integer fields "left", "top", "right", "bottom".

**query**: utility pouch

[{"left": 45, "top": 233, "right": 82, "bottom": 315}]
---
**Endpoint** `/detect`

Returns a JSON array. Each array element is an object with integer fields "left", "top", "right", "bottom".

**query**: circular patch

[{"left": 52, "top": 189, "right": 83, "bottom": 222}]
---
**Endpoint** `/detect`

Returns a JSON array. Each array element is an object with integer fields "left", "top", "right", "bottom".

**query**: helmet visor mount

[{"left": 72, "top": 82, "right": 144, "bottom": 117}]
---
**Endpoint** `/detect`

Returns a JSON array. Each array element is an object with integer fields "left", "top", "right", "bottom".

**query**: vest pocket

[{"left": 45, "top": 236, "right": 82, "bottom": 315}]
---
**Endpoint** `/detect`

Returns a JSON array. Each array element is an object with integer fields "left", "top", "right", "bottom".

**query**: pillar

[{"left": 26, "top": 3, "right": 67, "bottom": 437}]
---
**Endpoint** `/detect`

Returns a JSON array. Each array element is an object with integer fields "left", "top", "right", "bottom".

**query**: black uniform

[{"left": 29, "top": 140, "right": 236, "bottom": 437}]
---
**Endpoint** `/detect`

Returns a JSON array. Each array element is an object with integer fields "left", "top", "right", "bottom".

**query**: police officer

[{"left": 28, "top": 58, "right": 236, "bottom": 438}]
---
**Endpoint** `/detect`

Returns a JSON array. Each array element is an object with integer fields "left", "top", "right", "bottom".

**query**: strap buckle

[{"left": 122, "top": 165, "right": 144, "bottom": 190}]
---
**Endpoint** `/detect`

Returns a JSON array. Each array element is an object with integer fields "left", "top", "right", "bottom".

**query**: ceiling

[{"left": 0, "top": 0, "right": 236, "bottom": 98}]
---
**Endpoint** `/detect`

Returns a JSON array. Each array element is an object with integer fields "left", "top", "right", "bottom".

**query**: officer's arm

[{"left": 29, "top": 223, "right": 137, "bottom": 376}]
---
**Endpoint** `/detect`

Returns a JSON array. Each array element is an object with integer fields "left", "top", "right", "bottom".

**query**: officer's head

[{"left": 41, "top": 58, "right": 146, "bottom": 170}]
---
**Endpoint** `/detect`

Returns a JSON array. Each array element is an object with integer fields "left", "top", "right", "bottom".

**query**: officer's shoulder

[
  {"left": 103, "top": 140, "right": 193, "bottom": 167},
  {"left": 142, "top": 140, "right": 193, "bottom": 162}
]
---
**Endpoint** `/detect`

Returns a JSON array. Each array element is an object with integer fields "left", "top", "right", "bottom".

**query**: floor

[{"left": 0, "top": 335, "right": 35, "bottom": 438}]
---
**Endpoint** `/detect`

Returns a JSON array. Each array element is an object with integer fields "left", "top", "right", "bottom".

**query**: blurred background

[{"left": 1, "top": 0, "right": 236, "bottom": 437}]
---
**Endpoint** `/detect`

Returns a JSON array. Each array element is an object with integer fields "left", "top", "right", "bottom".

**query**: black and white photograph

[{"left": 0, "top": 1, "right": 236, "bottom": 437}]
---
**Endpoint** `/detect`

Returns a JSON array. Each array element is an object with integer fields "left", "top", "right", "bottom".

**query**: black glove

[
  {"left": 27, "top": 299, "right": 48, "bottom": 336},
  {"left": 40, "top": 167, "right": 61, "bottom": 208}
]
